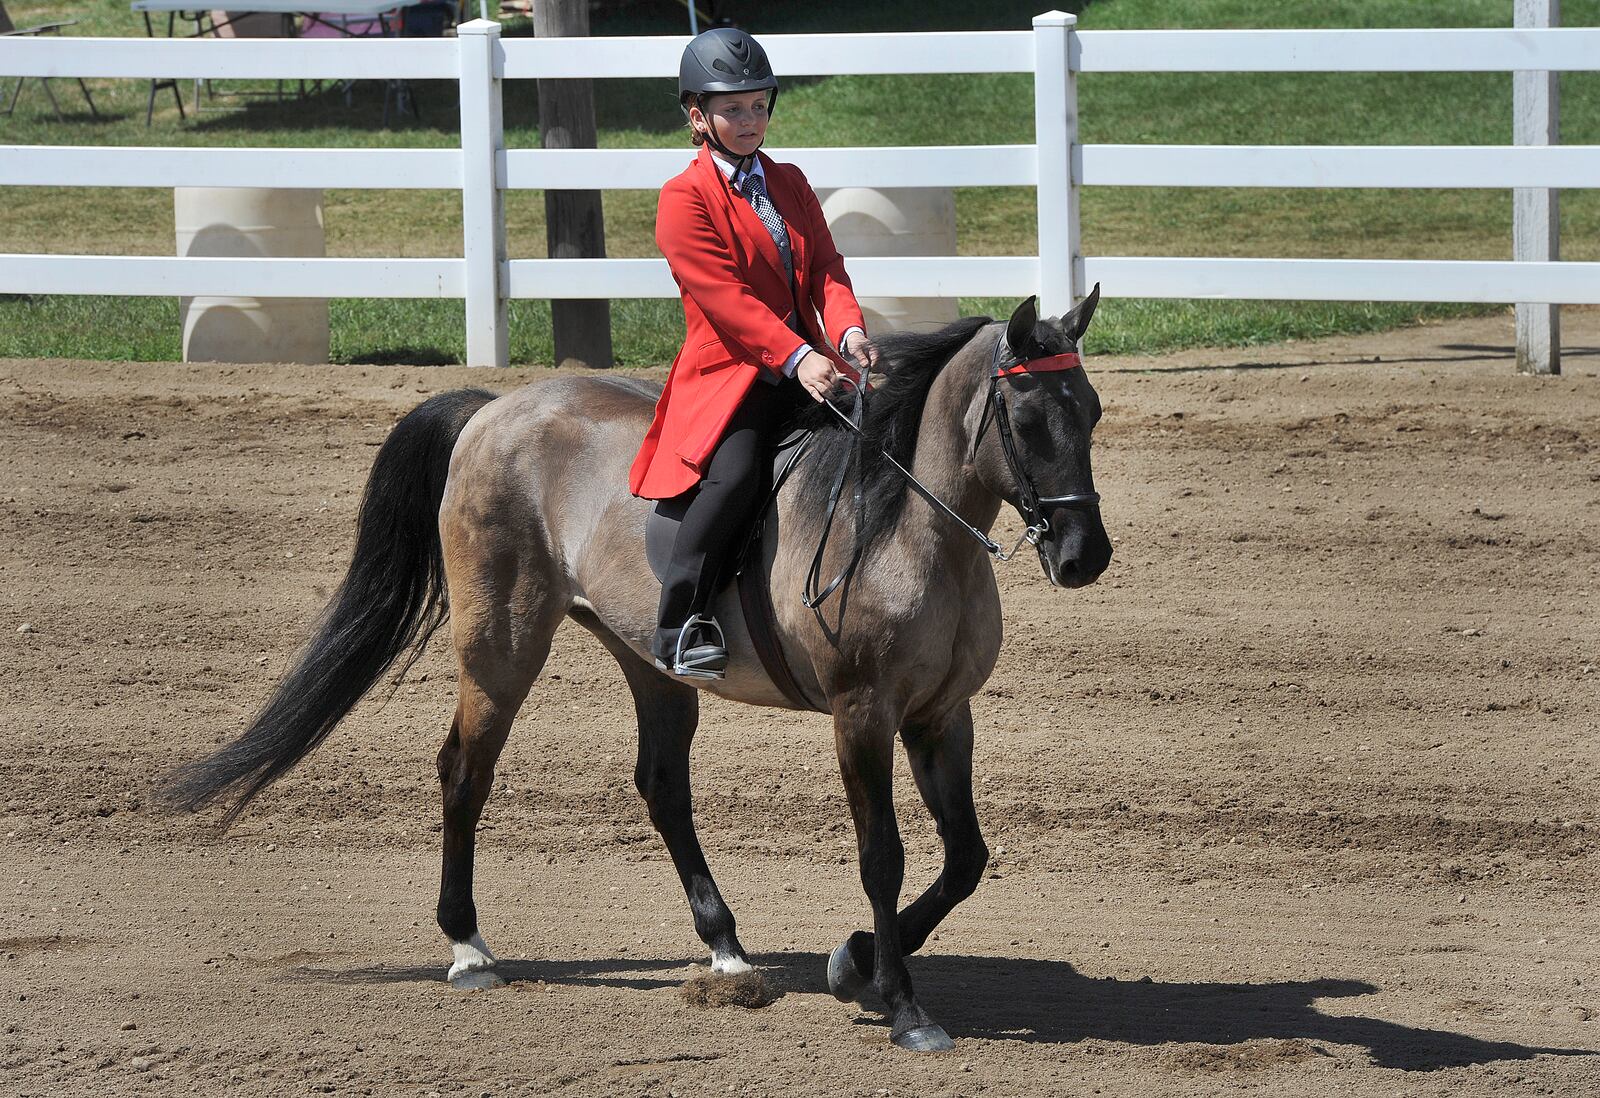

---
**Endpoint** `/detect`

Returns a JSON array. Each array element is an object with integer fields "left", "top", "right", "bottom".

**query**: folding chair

[
  {"left": 0, "top": 0, "right": 100, "bottom": 120},
  {"left": 300, "top": 8, "right": 419, "bottom": 126}
]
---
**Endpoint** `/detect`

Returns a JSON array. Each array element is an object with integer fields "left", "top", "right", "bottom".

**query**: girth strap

[{"left": 734, "top": 430, "right": 826, "bottom": 712}]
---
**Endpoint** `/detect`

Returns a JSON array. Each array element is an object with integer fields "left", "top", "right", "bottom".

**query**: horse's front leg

[
  {"left": 827, "top": 702, "right": 987, "bottom": 1034},
  {"left": 832, "top": 696, "right": 954, "bottom": 1052},
  {"left": 900, "top": 702, "right": 989, "bottom": 951}
]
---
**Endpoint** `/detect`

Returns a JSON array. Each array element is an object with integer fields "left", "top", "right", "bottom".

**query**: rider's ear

[
  {"left": 1056, "top": 283, "right": 1101, "bottom": 346},
  {"left": 1005, "top": 296, "right": 1039, "bottom": 358}
]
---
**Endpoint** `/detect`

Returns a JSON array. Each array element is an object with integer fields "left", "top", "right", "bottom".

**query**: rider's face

[{"left": 692, "top": 91, "right": 771, "bottom": 157}]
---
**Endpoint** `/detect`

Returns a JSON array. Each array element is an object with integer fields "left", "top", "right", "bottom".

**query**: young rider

[{"left": 628, "top": 27, "right": 879, "bottom": 680}]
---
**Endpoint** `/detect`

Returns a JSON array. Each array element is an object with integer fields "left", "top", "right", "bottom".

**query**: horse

[{"left": 166, "top": 289, "right": 1112, "bottom": 1052}]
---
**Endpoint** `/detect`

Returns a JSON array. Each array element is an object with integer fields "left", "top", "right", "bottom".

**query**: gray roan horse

[{"left": 168, "top": 290, "right": 1112, "bottom": 1052}]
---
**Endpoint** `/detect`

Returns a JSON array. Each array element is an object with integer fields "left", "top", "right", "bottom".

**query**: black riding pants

[{"left": 653, "top": 373, "right": 811, "bottom": 661}]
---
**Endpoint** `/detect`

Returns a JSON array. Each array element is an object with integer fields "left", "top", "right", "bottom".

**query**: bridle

[
  {"left": 972, "top": 330, "right": 1102, "bottom": 555},
  {"left": 802, "top": 328, "right": 1101, "bottom": 609}
]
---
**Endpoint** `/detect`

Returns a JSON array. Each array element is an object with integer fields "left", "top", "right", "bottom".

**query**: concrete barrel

[
  {"left": 818, "top": 186, "right": 959, "bottom": 335},
  {"left": 174, "top": 187, "right": 330, "bottom": 364}
]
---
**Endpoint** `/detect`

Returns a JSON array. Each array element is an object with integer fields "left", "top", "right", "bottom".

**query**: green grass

[
  {"left": 2, "top": 0, "right": 1596, "bottom": 364},
  {"left": 0, "top": 292, "right": 1493, "bottom": 365},
  {"left": 0, "top": 293, "right": 692, "bottom": 365}
]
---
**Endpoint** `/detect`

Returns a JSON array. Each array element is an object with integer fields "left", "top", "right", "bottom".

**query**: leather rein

[{"left": 801, "top": 330, "right": 1101, "bottom": 609}]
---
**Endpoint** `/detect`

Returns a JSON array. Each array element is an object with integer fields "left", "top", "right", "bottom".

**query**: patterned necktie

[{"left": 742, "top": 171, "right": 792, "bottom": 272}]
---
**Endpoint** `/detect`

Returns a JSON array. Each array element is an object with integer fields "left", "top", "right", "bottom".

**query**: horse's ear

[
  {"left": 1057, "top": 283, "right": 1101, "bottom": 345},
  {"left": 1005, "top": 296, "right": 1039, "bottom": 356}
]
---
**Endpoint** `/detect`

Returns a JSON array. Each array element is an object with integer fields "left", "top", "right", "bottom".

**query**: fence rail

[
  {"left": 10, "top": 142, "right": 1599, "bottom": 193},
  {"left": 1083, "top": 258, "right": 1597, "bottom": 304},
  {"left": 1080, "top": 145, "right": 1600, "bottom": 190},
  {"left": 502, "top": 146, "right": 1040, "bottom": 189},
  {"left": 5, "top": 256, "right": 464, "bottom": 297},
  {"left": 0, "top": 146, "right": 463, "bottom": 188},
  {"left": 1071, "top": 27, "right": 1600, "bottom": 72},
  {"left": 0, "top": 36, "right": 457, "bottom": 79},
  {"left": 2, "top": 14, "right": 1597, "bottom": 368}
]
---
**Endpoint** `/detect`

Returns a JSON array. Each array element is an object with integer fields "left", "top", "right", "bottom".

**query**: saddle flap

[
  {"left": 646, "top": 427, "right": 813, "bottom": 585},
  {"left": 645, "top": 428, "right": 823, "bottom": 711},
  {"left": 645, "top": 495, "right": 691, "bottom": 585}
]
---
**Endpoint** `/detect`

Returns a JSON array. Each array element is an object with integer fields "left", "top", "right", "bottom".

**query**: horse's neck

[{"left": 890, "top": 355, "right": 1002, "bottom": 570}]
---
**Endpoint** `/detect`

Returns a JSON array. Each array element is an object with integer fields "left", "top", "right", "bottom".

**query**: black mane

[{"left": 793, "top": 314, "right": 993, "bottom": 555}]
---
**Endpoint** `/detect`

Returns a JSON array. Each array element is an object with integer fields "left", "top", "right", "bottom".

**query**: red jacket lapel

[
  {"left": 761, "top": 154, "right": 808, "bottom": 283},
  {"left": 694, "top": 146, "right": 789, "bottom": 287}
]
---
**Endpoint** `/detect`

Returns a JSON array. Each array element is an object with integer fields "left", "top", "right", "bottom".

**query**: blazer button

[{"left": 762, "top": 351, "right": 774, "bottom": 364}]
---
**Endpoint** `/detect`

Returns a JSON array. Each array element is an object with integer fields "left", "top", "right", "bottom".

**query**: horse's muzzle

[{"left": 1039, "top": 510, "right": 1112, "bottom": 589}]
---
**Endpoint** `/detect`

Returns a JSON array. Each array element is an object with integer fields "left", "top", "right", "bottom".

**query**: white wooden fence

[{"left": 2, "top": 13, "right": 1598, "bottom": 368}]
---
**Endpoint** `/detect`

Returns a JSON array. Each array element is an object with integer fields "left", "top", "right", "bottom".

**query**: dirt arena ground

[{"left": 2, "top": 311, "right": 1598, "bottom": 1097}]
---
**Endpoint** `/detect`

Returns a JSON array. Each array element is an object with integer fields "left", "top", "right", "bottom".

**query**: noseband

[{"left": 802, "top": 328, "right": 1102, "bottom": 609}]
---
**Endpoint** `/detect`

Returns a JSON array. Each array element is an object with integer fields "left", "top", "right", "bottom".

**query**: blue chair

[{"left": 400, "top": 0, "right": 454, "bottom": 37}]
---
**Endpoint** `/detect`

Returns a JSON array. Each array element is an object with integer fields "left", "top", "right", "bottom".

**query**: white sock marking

[
  {"left": 447, "top": 932, "right": 497, "bottom": 980},
  {"left": 711, "top": 951, "right": 752, "bottom": 975}
]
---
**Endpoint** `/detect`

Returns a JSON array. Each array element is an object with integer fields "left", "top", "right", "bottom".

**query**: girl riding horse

[{"left": 630, "top": 27, "right": 879, "bottom": 679}]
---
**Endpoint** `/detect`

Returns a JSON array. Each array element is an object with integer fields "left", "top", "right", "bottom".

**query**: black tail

[{"left": 166, "top": 386, "right": 498, "bottom": 828}]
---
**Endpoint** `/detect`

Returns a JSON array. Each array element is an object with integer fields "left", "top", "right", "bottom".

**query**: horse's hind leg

[
  {"left": 572, "top": 611, "right": 751, "bottom": 973},
  {"left": 436, "top": 575, "right": 565, "bottom": 990}
]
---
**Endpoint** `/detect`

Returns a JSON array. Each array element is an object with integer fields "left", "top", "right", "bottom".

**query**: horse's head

[{"left": 971, "top": 287, "right": 1112, "bottom": 589}]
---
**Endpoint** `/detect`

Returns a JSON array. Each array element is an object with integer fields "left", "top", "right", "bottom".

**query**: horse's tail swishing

[{"left": 165, "top": 387, "right": 498, "bottom": 828}]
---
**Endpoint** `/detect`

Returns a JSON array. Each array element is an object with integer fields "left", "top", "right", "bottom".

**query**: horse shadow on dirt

[{"left": 296, "top": 950, "right": 1595, "bottom": 1072}]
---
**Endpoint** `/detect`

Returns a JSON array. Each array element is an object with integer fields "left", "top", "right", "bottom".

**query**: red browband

[{"left": 996, "top": 352, "right": 1082, "bottom": 376}]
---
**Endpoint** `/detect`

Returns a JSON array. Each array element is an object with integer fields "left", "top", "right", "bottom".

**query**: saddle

[{"left": 646, "top": 428, "right": 823, "bottom": 711}]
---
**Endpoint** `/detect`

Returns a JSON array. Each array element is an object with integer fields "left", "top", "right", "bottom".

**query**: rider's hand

[
  {"left": 795, "top": 350, "right": 838, "bottom": 403},
  {"left": 842, "top": 330, "right": 880, "bottom": 370}
]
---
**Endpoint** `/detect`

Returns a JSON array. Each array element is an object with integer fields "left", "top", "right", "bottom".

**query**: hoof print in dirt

[{"left": 680, "top": 968, "right": 776, "bottom": 1009}]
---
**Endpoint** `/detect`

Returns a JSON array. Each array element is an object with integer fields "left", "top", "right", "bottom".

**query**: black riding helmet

[{"left": 679, "top": 28, "right": 779, "bottom": 168}]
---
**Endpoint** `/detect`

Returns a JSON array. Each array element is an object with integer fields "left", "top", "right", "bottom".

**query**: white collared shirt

[{"left": 708, "top": 150, "right": 865, "bottom": 377}]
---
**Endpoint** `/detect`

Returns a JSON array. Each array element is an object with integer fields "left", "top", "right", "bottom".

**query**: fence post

[
  {"left": 458, "top": 18, "right": 509, "bottom": 368},
  {"left": 1033, "top": 10, "right": 1080, "bottom": 319},
  {"left": 1514, "top": 0, "right": 1560, "bottom": 376},
  {"left": 536, "top": 0, "right": 614, "bottom": 369}
]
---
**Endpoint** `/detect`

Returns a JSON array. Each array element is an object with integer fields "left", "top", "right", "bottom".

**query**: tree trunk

[{"left": 535, "top": 0, "right": 614, "bottom": 369}]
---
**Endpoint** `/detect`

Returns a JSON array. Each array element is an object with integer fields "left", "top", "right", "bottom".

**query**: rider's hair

[{"left": 684, "top": 93, "right": 708, "bottom": 146}]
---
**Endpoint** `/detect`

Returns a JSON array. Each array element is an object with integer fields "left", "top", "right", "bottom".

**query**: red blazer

[{"left": 629, "top": 146, "right": 866, "bottom": 500}]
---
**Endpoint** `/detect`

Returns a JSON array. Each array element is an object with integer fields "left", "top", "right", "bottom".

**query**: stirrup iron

[{"left": 659, "top": 614, "right": 727, "bottom": 680}]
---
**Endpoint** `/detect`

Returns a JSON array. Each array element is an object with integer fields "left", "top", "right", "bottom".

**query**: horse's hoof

[
  {"left": 448, "top": 967, "right": 506, "bottom": 991},
  {"left": 447, "top": 933, "right": 502, "bottom": 989},
  {"left": 827, "top": 939, "right": 869, "bottom": 1003},
  {"left": 711, "top": 951, "right": 753, "bottom": 975},
  {"left": 891, "top": 1023, "right": 955, "bottom": 1053}
]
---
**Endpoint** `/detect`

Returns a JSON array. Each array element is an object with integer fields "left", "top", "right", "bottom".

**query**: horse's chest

[{"left": 858, "top": 588, "right": 1002, "bottom": 698}]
